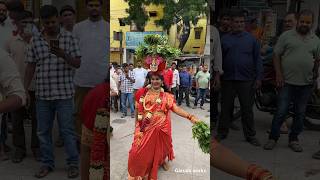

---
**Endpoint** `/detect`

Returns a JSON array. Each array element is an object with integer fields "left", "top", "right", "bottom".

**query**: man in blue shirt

[
  {"left": 216, "top": 10, "right": 263, "bottom": 147},
  {"left": 178, "top": 66, "right": 192, "bottom": 107}
]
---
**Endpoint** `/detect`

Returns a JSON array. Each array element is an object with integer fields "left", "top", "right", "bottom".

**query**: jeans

[
  {"left": 36, "top": 98, "right": 79, "bottom": 169},
  {"left": 269, "top": 84, "right": 313, "bottom": 142},
  {"left": 178, "top": 86, "right": 190, "bottom": 106},
  {"left": 121, "top": 93, "right": 134, "bottom": 115},
  {"left": 194, "top": 88, "right": 207, "bottom": 107}
]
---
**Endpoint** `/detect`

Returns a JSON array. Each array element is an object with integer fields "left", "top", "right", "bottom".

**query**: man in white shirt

[
  {"left": 4, "top": 10, "right": 40, "bottom": 163},
  {"left": 111, "top": 75, "right": 118, "bottom": 96},
  {"left": 73, "top": 0, "right": 109, "bottom": 140},
  {"left": 110, "top": 62, "right": 116, "bottom": 78},
  {"left": 111, "top": 65, "right": 121, "bottom": 112},
  {"left": 133, "top": 61, "right": 148, "bottom": 94},
  {"left": 171, "top": 62, "right": 180, "bottom": 100},
  {"left": 0, "top": 48, "right": 26, "bottom": 161}
]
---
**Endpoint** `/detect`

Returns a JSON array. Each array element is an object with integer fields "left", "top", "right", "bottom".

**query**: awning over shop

[{"left": 175, "top": 54, "right": 202, "bottom": 61}]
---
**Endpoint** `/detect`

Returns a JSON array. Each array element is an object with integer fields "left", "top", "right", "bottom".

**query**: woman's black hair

[{"left": 145, "top": 72, "right": 169, "bottom": 92}]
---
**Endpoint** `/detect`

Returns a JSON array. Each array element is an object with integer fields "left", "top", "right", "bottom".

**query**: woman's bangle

[
  {"left": 187, "top": 114, "right": 195, "bottom": 121},
  {"left": 247, "top": 164, "right": 273, "bottom": 180},
  {"left": 247, "top": 164, "right": 258, "bottom": 180}
]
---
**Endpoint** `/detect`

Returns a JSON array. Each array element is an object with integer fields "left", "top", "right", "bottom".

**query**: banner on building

[{"left": 126, "top": 31, "right": 164, "bottom": 50}]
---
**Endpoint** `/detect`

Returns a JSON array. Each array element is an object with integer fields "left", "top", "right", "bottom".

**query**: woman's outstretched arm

[
  {"left": 172, "top": 104, "right": 199, "bottom": 123},
  {"left": 211, "top": 140, "right": 274, "bottom": 180},
  {"left": 211, "top": 140, "right": 248, "bottom": 178}
]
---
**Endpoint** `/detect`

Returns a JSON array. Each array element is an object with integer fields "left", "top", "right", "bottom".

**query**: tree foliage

[{"left": 125, "top": 0, "right": 208, "bottom": 32}]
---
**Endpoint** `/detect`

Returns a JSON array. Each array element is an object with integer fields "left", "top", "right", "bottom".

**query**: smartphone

[{"left": 50, "top": 39, "right": 59, "bottom": 48}]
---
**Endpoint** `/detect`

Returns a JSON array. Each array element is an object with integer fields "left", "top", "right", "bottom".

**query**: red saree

[
  {"left": 128, "top": 88, "right": 176, "bottom": 180},
  {"left": 81, "top": 83, "right": 109, "bottom": 180}
]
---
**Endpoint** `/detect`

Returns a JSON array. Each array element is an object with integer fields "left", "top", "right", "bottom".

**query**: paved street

[
  {"left": 3, "top": 99, "right": 320, "bottom": 180},
  {"left": 0, "top": 120, "right": 79, "bottom": 180},
  {"left": 110, "top": 97, "right": 210, "bottom": 180},
  {"left": 211, "top": 108, "right": 320, "bottom": 180}
]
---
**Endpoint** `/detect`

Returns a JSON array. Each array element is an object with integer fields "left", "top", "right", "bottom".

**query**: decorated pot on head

[{"left": 135, "top": 34, "right": 182, "bottom": 75}]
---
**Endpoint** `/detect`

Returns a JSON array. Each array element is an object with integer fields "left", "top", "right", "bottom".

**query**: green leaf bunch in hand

[{"left": 192, "top": 121, "right": 210, "bottom": 154}]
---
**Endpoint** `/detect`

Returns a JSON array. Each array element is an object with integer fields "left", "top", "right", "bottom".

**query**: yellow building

[{"left": 110, "top": 0, "right": 207, "bottom": 64}]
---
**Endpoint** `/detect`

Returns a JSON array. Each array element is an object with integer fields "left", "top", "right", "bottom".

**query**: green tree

[{"left": 124, "top": 0, "right": 208, "bottom": 50}]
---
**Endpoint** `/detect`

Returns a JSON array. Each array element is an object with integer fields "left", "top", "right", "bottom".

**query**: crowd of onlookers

[
  {"left": 0, "top": 0, "right": 108, "bottom": 178},
  {"left": 212, "top": 8, "right": 320, "bottom": 159},
  {"left": 110, "top": 61, "right": 211, "bottom": 118}
]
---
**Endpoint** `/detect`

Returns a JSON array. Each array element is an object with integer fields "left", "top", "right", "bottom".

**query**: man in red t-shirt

[{"left": 162, "top": 65, "right": 173, "bottom": 92}]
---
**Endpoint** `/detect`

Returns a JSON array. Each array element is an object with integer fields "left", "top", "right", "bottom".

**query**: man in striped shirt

[{"left": 119, "top": 63, "right": 135, "bottom": 118}]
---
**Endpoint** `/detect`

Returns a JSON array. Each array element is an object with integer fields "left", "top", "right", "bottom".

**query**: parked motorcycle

[{"left": 254, "top": 63, "right": 320, "bottom": 131}]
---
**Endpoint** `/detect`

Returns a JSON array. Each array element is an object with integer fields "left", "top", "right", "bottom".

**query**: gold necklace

[
  {"left": 143, "top": 90, "right": 160, "bottom": 111},
  {"left": 150, "top": 87, "right": 161, "bottom": 92}
]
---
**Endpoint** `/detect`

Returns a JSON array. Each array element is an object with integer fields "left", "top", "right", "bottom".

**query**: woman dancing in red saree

[
  {"left": 128, "top": 34, "right": 275, "bottom": 180},
  {"left": 127, "top": 72, "right": 201, "bottom": 180}
]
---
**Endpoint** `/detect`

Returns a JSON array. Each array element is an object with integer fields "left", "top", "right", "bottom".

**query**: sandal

[
  {"left": 263, "top": 140, "right": 277, "bottom": 150},
  {"left": 34, "top": 166, "right": 53, "bottom": 178},
  {"left": 312, "top": 150, "right": 320, "bottom": 160},
  {"left": 288, "top": 141, "right": 303, "bottom": 152},
  {"left": 67, "top": 166, "right": 79, "bottom": 178}
]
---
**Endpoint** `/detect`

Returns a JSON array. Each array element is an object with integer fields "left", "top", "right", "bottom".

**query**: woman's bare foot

[
  {"left": 127, "top": 173, "right": 148, "bottom": 180},
  {"left": 162, "top": 161, "right": 170, "bottom": 171}
]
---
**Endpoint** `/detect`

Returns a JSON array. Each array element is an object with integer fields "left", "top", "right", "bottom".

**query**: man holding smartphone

[
  {"left": 119, "top": 63, "right": 135, "bottom": 118},
  {"left": 24, "top": 5, "right": 81, "bottom": 178}
]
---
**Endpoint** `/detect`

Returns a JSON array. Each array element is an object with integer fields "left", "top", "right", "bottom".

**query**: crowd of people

[
  {"left": 109, "top": 61, "right": 211, "bottom": 118},
  {"left": 212, "top": 7, "right": 320, "bottom": 165},
  {"left": 0, "top": 0, "right": 108, "bottom": 179}
]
